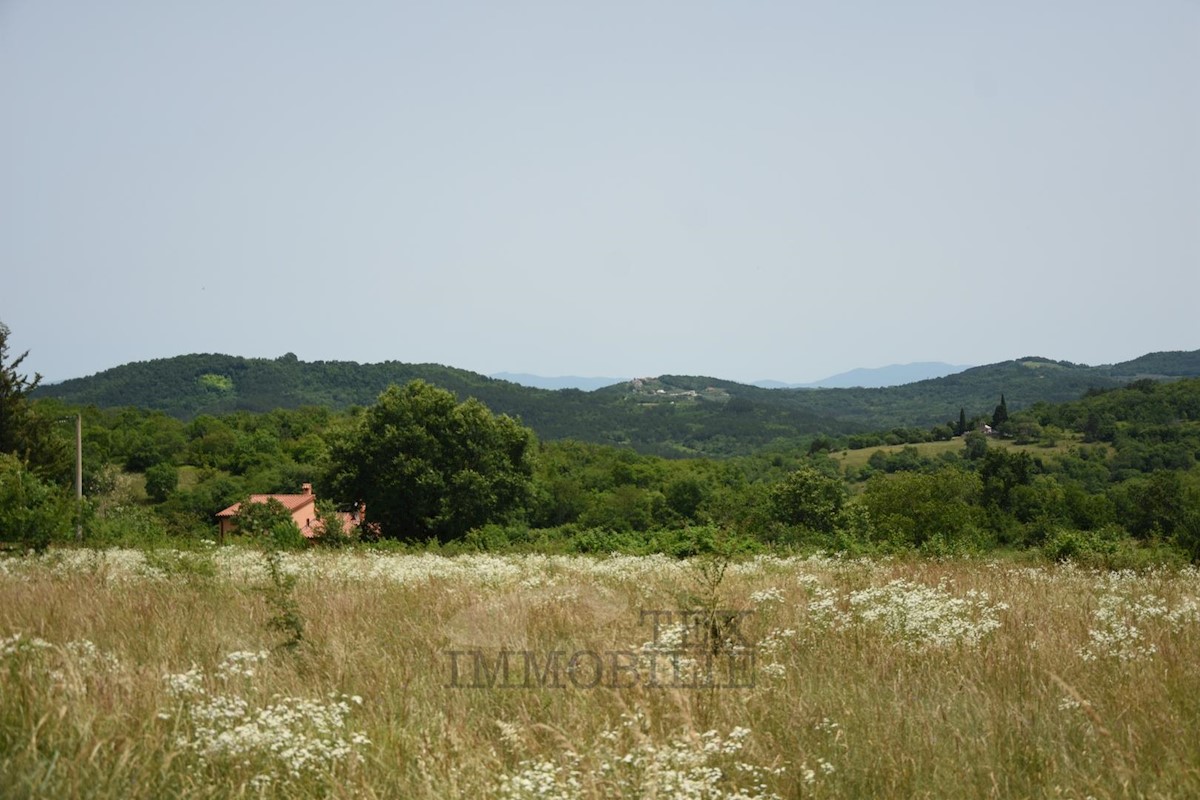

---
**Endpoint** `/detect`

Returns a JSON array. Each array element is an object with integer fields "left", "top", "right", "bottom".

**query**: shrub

[
  {"left": 768, "top": 466, "right": 845, "bottom": 532},
  {"left": 86, "top": 504, "right": 170, "bottom": 547},
  {"left": 862, "top": 467, "right": 983, "bottom": 549},
  {"left": 0, "top": 453, "right": 72, "bottom": 551},
  {"left": 1043, "top": 524, "right": 1189, "bottom": 570},
  {"left": 144, "top": 462, "right": 179, "bottom": 503},
  {"left": 310, "top": 501, "right": 356, "bottom": 549}
]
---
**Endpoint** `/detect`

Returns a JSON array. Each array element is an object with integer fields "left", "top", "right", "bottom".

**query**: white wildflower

[{"left": 750, "top": 587, "right": 785, "bottom": 606}]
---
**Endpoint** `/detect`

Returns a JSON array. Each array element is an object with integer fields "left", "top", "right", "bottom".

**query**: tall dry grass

[{"left": 1, "top": 548, "right": 1198, "bottom": 798}]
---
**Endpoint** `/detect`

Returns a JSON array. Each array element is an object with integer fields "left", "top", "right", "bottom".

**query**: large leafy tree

[
  {"left": 863, "top": 467, "right": 983, "bottom": 548},
  {"left": 0, "top": 322, "right": 65, "bottom": 478},
  {"left": 768, "top": 464, "right": 846, "bottom": 533},
  {"left": 327, "top": 380, "right": 536, "bottom": 542},
  {"left": 0, "top": 322, "right": 40, "bottom": 456},
  {"left": 0, "top": 452, "right": 72, "bottom": 551}
]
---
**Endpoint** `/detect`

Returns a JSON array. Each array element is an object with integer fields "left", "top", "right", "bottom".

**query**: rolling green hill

[{"left": 32, "top": 350, "right": 1200, "bottom": 456}]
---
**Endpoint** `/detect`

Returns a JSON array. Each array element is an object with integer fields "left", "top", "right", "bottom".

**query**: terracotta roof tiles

[{"left": 215, "top": 493, "right": 315, "bottom": 518}]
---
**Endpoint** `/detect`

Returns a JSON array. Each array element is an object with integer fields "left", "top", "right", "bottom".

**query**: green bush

[
  {"left": 649, "top": 525, "right": 761, "bottom": 558},
  {"left": 862, "top": 468, "right": 982, "bottom": 549},
  {"left": 86, "top": 503, "right": 171, "bottom": 547},
  {"left": 143, "top": 462, "right": 179, "bottom": 503},
  {"left": 1042, "top": 524, "right": 1188, "bottom": 570},
  {"left": 309, "top": 502, "right": 357, "bottom": 549},
  {"left": 269, "top": 520, "right": 308, "bottom": 551},
  {"left": 0, "top": 453, "right": 72, "bottom": 551},
  {"left": 768, "top": 466, "right": 845, "bottom": 532},
  {"left": 570, "top": 526, "right": 648, "bottom": 555},
  {"left": 142, "top": 548, "right": 217, "bottom": 579}
]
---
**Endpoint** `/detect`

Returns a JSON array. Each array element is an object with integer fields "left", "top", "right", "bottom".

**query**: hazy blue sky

[{"left": 3, "top": 1, "right": 1197, "bottom": 385}]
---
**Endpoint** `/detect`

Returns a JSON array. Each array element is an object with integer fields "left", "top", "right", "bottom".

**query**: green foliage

[
  {"left": 578, "top": 485, "right": 666, "bottom": 533},
  {"left": 991, "top": 394, "right": 1009, "bottom": 428},
  {"left": 197, "top": 373, "right": 233, "bottom": 394},
  {"left": 1042, "top": 524, "right": 1189, "bottom": 570},
  {"left": 0, "top": 452, "right": 72, "bottom": 551},
  {"left": 564, "top": 523, "right": 760, "bottom": 557},
  {"left": 768, "top": 465, "right": 846, "bottom": 532},
  {"left": 833, "top": 503, "right": 876, "bottom": 548},
  {"left": 978, "top": 449, "right": 1038, "bottom": 512},
  {"left": 231, "top": 497, "right": 301, "bottom": 542},
  {"left": 1110, "top": 470, "right": 1199, "bottom": 541},
  {"left": 1006, "top": 413, "right": 1043, "bottom": 444},
  {"left": 17, "top": 337, "right": 1200, "bottom": 563},
  {"left": 963, "top": 431, "right": 989, "bottom": 460},
  {"left": 310, "top": 500, "right": 355, "bottom": 548},
  {"left": 1175, "top": 507, "right": 1200, "bottom": 563},
  {"left": 460, "top": 522, "right": 568, "bottom": 553},
  {"left": 85, "top": 503, "right": 171, "bottom": 548},
  {"left": 664, "top": 476, "right": 707, "bottom": 520},
  {"left": 862, "top": 467, "right": 983, "bottom": 549},
  {"left": 144, "top": 462, "right": 179, "bottom": 503},
  {"left": 0, "top": 323, "right": 67, "bottom": 480},
  {"left": 37, "top": 350, "right": 1200, "bottom": 458},
  {"left": 0, "top": 322, "right": 41, "bottom": 459},
  {"left": 328, "top": 381, "right": 536, "bottom": 542},
  {"left": 261, "top": 550, "right": 305, "bottom": 651},
  {"left": 865, "top": 445, "right": 931, "bottom": 475}
]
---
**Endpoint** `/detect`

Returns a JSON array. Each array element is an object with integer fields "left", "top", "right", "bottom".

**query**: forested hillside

[
  {"left": 7, "top": 311, "right": 1200, "bottom": 562},
  {"left": 13, "top": 375, "right": 1200, "bottom": 565},
  {"left": 32, "top": 350, "right": 1200, "bottom": 456}
]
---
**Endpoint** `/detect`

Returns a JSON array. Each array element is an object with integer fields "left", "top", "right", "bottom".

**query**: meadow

[
  {"left": 2, "top": 548, "right": 1199, "bottom": 799},
  {"left": 830, "top": 436, "right": 1094, "bottom": 474}
]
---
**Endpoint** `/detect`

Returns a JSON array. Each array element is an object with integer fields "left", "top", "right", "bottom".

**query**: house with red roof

[{"left": 215, "top": 483, "right": 363, "bottom": 541}]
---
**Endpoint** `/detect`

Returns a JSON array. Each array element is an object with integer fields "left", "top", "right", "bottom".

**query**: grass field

[
  {"left": 2, "top": 548, "right": 1198, "bottom": 798},
  {"left": 832, "top": 435, "right": 1104, "bottom": 473}
]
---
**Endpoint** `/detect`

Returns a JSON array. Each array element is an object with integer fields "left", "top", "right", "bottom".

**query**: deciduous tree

[
  {"left": 328, "top": 381, "right": 536, "bottom": 542},
  {"left": 0, "top": 452, "right": 72, "bottom": 550},
  {"left": 863, "top": 467, "right": 982, "bottom": 548},
  {"left": 0, "top": 322, "right": 65, "bottom": 479},
  {"left": 768, "top": 465, "right": 846, "bottom": 532}
]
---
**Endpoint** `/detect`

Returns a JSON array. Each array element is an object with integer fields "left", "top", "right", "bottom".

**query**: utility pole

[{"left": 75, "top": 413, "right": 83, "bottom": 541}]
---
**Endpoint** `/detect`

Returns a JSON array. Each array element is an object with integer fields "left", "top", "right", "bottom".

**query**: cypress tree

[{"left": 991, "top": 394, "right": 1009, "bottom": 428}]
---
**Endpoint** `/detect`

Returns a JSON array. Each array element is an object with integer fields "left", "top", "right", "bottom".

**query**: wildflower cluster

[
  {"left": 215, "top": 649, "right": 270, "bottom": 680},
  {"left": 1, "top": 548, "right": 887, "bottom": 592},
  {"left": 161, "top": 651, "right": 370, "bottom": 789},
  {"left": 845, "top": 581, "right": 1008, "bottom": 648},
  {"left": 1, "top": 633, "right": 123, "bottom": 695},
  {"left": 497, "top": 712, "right": 785, "bottom": 800},
  {"left": 0, "top": 631, "right": 53, "bottom": 658},
  {"left": 795, "top": 574, "right": 1008, "bottom": 649},
  {"left": 48, "top": 639, "right": 124, "bottom": 689},
  {"left": 1078, "top": 590, "right": 1199, "bottom": 662},
  {"left": 802, "top": 581, "right": 852, "bottom": 632},
  {"left": 755, "top": 627, "right": 797, "bottom": 680},
  {"left": 749, "top": 587, "right": 785, "bottom": 606},
  {"left": 797, "top": 578, "right": 1007, "bottom": 649}
]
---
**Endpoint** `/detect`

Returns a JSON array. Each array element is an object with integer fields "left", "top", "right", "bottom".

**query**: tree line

[{"left": 4, "top": 322, "right": 1200, "bottom": 563}]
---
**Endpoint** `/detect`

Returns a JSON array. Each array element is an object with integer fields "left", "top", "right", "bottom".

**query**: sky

[{"left": 2, "top": 1, "right": 1197, "bottom": 386}]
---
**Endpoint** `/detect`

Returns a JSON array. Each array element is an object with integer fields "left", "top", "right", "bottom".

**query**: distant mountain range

[
  {"left": 489, "top": 373, "right": 627, "bottom": 391},
  {"left": 496, "top": 362, "right": 973, "bottom": 391},
  {"left": 32, "top": 349, "right": 1200, "bottom": 457},
  {"left": 753, "top": 362, "right": 974, "bottom": 389}
]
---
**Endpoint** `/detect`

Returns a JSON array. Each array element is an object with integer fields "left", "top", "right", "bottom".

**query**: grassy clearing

[
  {"left": 833, "top": 435, "right": 1099, "bottom": 472},
  {"left": 1, "top": 548, "right": 1198, "bottom": 798}
]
